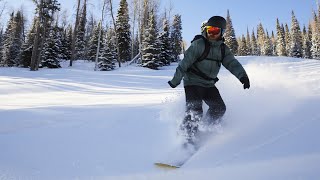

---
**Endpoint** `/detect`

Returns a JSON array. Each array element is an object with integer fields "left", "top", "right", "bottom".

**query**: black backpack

[{"left": 187, "top": 35, "right": 226, "bottom": 82}]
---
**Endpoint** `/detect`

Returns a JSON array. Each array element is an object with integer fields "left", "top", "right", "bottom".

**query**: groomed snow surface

[{"left": 0, "top": 56, "right": 319, "bottom": 180}]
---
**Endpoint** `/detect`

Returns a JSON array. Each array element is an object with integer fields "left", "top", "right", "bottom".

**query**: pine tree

[
  {"left": 60, "top": 25, "right": 72, "bottom": 60},
  {"left": 87, "top": 23, "right": 102, "bottom": 61},
  {"left": 276, "top": 19, "right": 286, "bottom": 56},
  {"left": 311, "top": 11, "right": 320, "bottom": 59},
  {"left": 251, "top": 30, "right": 259, "bottom": 55},
  {"left": 284, "top": 23, "right": 291, "bottom": 56},
  {"left": 0, "top": 29, "right": 3, "bottom": 64},
  {"left": 20, "top": 17, "right": 37, "bottom": 67},
  {"left": 308, "top": 22, "right": 313, "bottom": 43},
  {"left": 224, "top": 10, "right": 238, "bottom": 55},
  {"left": 262, "top": 30, "right": 273, "bottom": 56},
  {"left": 141, "top": 9, "right": 160, "bottom": 69},
  {"left": 302, "top": 25, "right": 312, "bottom": 59},
  {"left": 12, "top": 11, "right": 24, "bottom": 66},
  {"left": 75, "top": 0, "right": 87, "bottom": 60},
  {"left": 271, "top": 31, "right": 276, "bottom": 56},
  {"left": 40, "top": 26, "right": 61, "bottom": 68},
  {"left": 85, "top": 14, "right": 97, "bottom": 58},
  {"left": 289, "top": 11, "right": 303, "bottom": 58},
  {"left": 158, "top": 18, "right": 171, "bottom": 65},
  {"left": 318, "top": 3, "right": 320, "bottom": 24},
  {"left": 98, "top": 27, "right": 117, "bottom": 71},
  {"left": 30, "top": 0, "right": 61, "bottom": 71},
  {"left": 171, "top": 14, "right": 183, "bottom": 61},
  {"left": 116, "top": 0, "right": 131, "bottom": 62},
  {"left": 256, "top": 23, "right": 266, "bottom": 56},
  {"left": 1, "top": 11, "right": 24, "bottom": 67},
  {"left": 238, "top": 35, "right": 249, "bottom": 56},
  {"left": 246, "top": 28, "right": 252, "bottom": 55},
  {"left": 139, "top": 0, "right": 150, "bottom": 44},
  {"left": 1, "top": 12, "right": 14, "bottom": 66}
]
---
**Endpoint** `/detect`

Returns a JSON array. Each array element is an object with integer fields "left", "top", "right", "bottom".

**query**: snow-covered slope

[{"left": 0, "top": 57, "right": 319, "bottom": 180}]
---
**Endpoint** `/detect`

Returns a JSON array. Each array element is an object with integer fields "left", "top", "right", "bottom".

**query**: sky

[{"left": 2, "top": 0, "right": 319, "bottom": 46}]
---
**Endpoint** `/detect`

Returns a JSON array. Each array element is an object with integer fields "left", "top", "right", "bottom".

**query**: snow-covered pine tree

[
  {"left": 11, "top": 11, "right": 24, "bottom": 66},
  {"left": 171, "top": 14, "right": 182, "bottom": 61},
  {"left": 54, "top": 23, "right": 63, "bottom": 60},
  {"left": 87, "top": 23, "right": 102, "bottom": 61},
  {"left": 75, "top": 0, "right": 87, "bottom": 60},
  {"left": 40, "top": 26, "right": 61, "bottom": 68},
  {"left": 302, "top": 25, "right": 312, "bottom": 59},
  {"left": 251, "top": 30, "right": 259, "bottom": 56},
  {"left": 85, "top": 14, "right": 97, "bottom": 59},
  {"left": 276, "top": 19, "right": 286, "bottom": 56},
  {"left": 0, "top": 12, "right": 14, "bottom": 66},
  {"left": 1, "top": 12, "right": 19, "bottom": 67},
  {"left": 284, "top": 23, "right": 291, "bottom": 56},
  {"left": 238, "top": 35, "right": 249, "bottom": 56},
  {"left": 308, "top": 22, "right": 313, "bottom": 43},
  {"left": 0, "top": 29, "right": 3, "bottom": 64},
  {"left": 20, "top": 17, "right": 37, "bottom": 67},
  {"left": 158, "top": 18, "right": 171, "bottom": 66},
  {"left": 256, "top": 23, "right": 265, "bottom": 56},
  {"left": 262, "top": 30, "right": 273, "bottom": 56},
  {"left": 116, "top": 0, "right": 132, "bottom": 62},
  {"left": 30, "top": 0, "right": 60, "bottom": 71},
  {"left": 224, "top": 10, "right": 238, "bottom": 55},
  {"left": 139, "top": 0, "right": 150, "bottom": 44},
  {"left": 59, "top": 25, "right": 72, "bottom": 60},
  {"left": 271, "top": 31, "right": 276, "bottom": 56},
  {"left": 2, "top": 11, "right": 25, "bottom": 66},
  {"left": 98, "top": 27, "right": 117, "bottom": 71},
  {"left": 289, "top": 11, "right": 303, "bottom": 58},
  {"left": 167, "top": 29, "right": 175, "bottom": 62},
  {"left": 141, "top": 9, "right": 160, "bottom": 69},
  {"left": 246, "top": 28, "right": 252, "bottom": 55},
  {"left": 311, "top": 11, "right": 320, "bottom": 59},
  {"left": 38, "top": 0, "right": 61, "bottom": 68}
]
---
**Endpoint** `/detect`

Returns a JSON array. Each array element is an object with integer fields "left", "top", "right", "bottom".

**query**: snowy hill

[{"left": 0, "top": 57, "right": 319, "bottom": 180}]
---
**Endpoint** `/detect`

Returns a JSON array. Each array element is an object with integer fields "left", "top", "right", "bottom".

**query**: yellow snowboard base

[{"left": 154, "top": 162, "right": 180, "bottom": 169}]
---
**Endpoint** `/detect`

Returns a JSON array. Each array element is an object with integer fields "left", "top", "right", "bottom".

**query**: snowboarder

[{"left": 168, "top": 16, "right": 250, "bottom": 146}]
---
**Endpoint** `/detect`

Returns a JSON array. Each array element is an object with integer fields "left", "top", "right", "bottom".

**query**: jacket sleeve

[
  {"left": 222, "top": 46, "right": 248, "bottom": 80},
  {"left": 170, "top": 40, "right": 203, "bottom": 86}
]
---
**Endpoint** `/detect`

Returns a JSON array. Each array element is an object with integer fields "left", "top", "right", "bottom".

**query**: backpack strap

[
  {"left": 191, "top": 35, "right": 211, "bottom": 62},
  {"left": 220, "top": 43, "right": 225, "bottom": 62},
  {"left": 186, "top": 35, "right": 226, "bottom": 82}
]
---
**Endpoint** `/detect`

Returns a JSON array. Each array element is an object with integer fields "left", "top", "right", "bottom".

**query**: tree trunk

[
  {"left": 70, "top": 0, "right": 81, "bottom": 67},
  {"left": 30, "top": 19, "right": 41, "bottom": 71},
  {"left": 30, "top": 0, "right": 43, "bottom": 71}
]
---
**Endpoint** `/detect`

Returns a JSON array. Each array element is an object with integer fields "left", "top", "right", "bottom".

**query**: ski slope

[{"left": 0, "top": 56, "right": 319, "bottom": 180}]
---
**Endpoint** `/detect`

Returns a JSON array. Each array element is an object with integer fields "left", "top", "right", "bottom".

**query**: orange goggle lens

[{"left": 206, "top": 26, "right": 221, "bottom": 35}]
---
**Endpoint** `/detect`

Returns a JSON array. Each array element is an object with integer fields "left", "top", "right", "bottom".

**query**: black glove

[
  {"left": 240, "top": 76, "right": 250, "bottom": 89},
  {"left": 168, "top": 81, "right": 177, "bottom": 88}
]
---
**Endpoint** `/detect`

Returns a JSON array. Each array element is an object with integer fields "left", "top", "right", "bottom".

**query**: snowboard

[
  {"left": 154, "top": 142, "right": 198, "bottom": 169},
  {"left": 154, "top": 123, "right": 223, "bottom": 169}
]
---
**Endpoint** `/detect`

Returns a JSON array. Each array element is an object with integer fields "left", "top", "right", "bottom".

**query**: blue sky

[{"left": 3, "top": 0, "right": 319, "bottom": 46}]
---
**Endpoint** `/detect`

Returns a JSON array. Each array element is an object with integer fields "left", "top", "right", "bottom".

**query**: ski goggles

[{"left": 206, "top": 26, "right": 224, "bottom": 35}]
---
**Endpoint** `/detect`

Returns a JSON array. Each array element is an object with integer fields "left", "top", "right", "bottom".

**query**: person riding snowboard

[{"left": 168, "top": 16, "right": 250, "bottom": 146}]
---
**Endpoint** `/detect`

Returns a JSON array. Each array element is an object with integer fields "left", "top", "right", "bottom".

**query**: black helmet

[{"left": 206, "top": 16, "right": 226, "bottom": 29}]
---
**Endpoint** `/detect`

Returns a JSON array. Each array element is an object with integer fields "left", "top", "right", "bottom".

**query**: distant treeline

[
  {"left": 225, "top": 8, "right": 320, "bottom": 59},
  {"left": 0, "top": 0, "right": 183, "bottom": 70}
]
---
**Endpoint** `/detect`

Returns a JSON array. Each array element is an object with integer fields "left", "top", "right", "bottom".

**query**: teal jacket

[{"left": 170, "top": 36, "right": 248, "bottom": 87}]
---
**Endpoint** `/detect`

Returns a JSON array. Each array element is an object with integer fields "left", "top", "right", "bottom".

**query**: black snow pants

[{"left": 180, "top": 85, "right": 226, "bottom": 143}]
